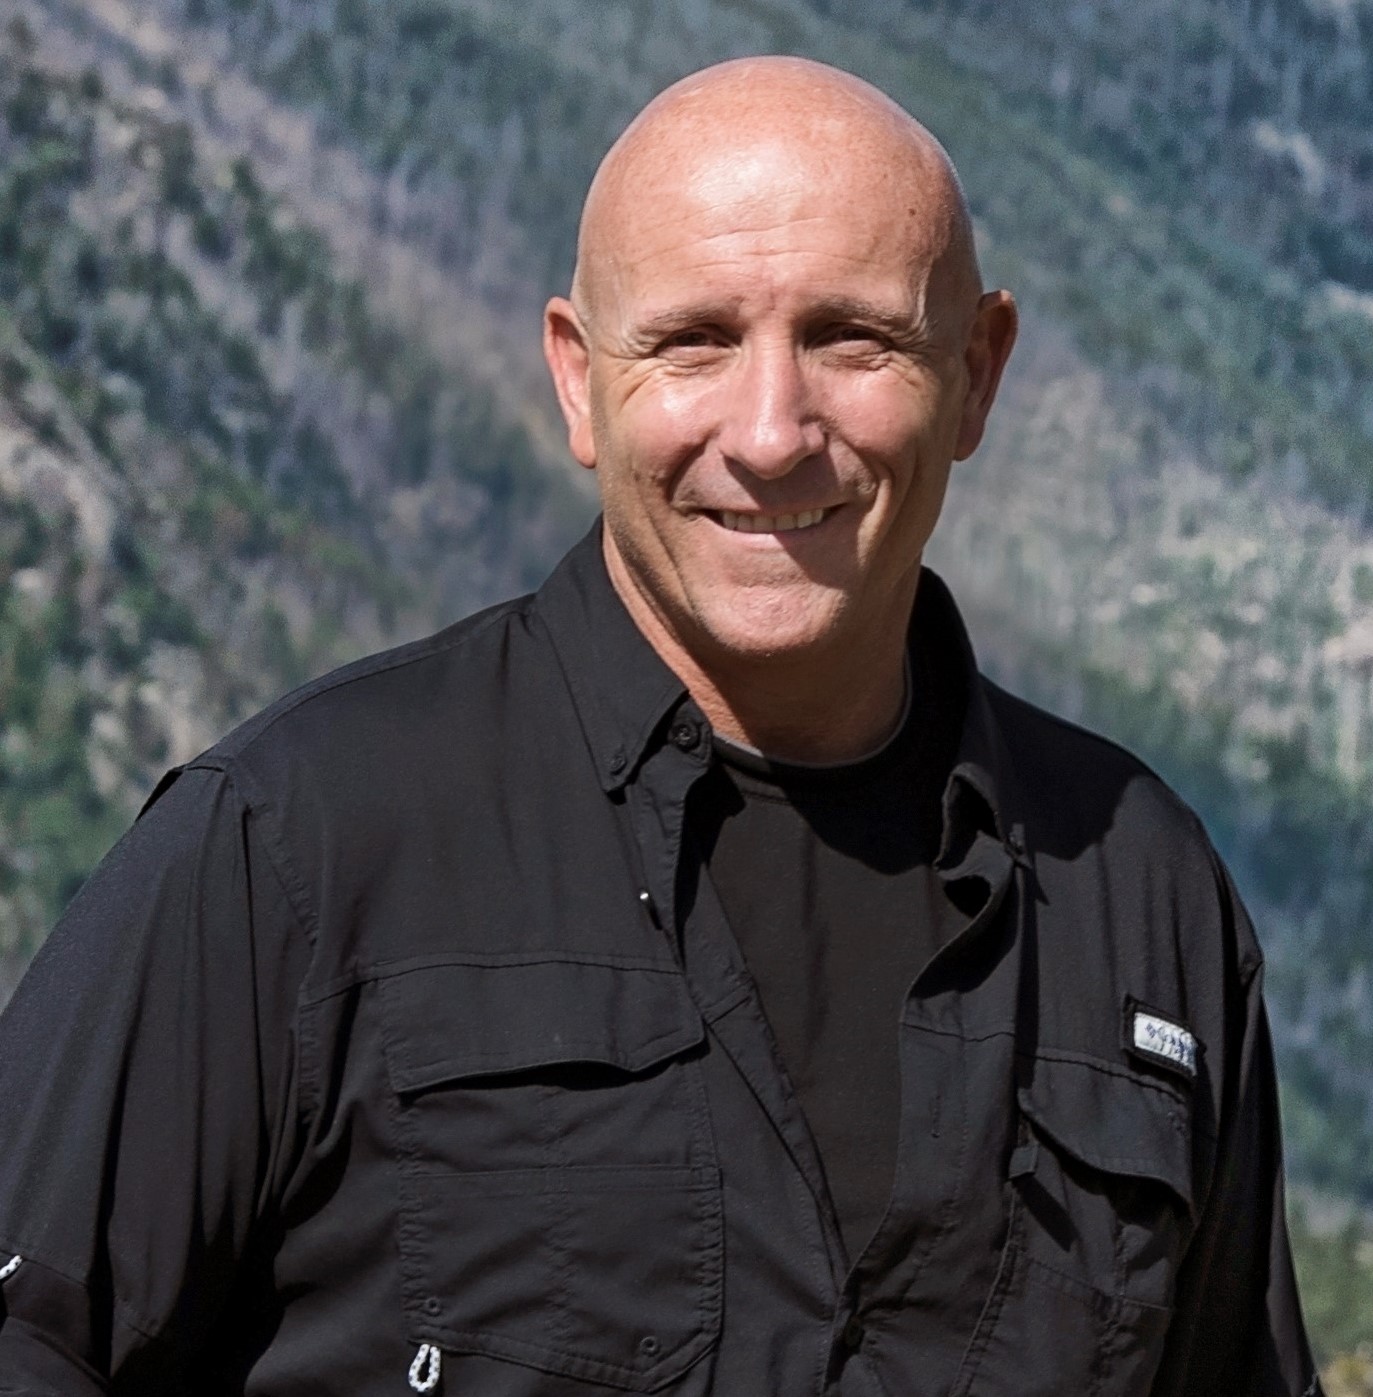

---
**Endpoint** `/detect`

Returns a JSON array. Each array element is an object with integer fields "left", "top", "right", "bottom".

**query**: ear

[
  {"left": 953, "top": 289, "right": 1018, "bottom": 461},
  {"left": 543, "top": 296, "right": 598, "bottom": 469}
]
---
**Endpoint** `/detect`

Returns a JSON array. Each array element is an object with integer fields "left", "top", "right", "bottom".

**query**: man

[{"left": 0, "top": 56, "right": 1317, "bottom": 1396}]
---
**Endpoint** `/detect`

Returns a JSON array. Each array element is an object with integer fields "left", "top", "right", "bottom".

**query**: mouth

[{"left": 710, "top": 507, "right": 832, "bottom": 535}]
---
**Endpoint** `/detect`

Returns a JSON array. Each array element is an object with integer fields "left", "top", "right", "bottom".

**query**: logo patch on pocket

[{"left": 1127, "top": 1004, "right": 1197, "bottom": 1079}]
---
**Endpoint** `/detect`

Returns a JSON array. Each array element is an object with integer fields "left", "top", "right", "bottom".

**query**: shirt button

[
  {"left": 669, "top": 720, "right": 701, "bottom": 752},
  {"left": 608, "top": 747, "right": 627, "bottom": 774},
  {"left": 423, "top": 1296, "right": 442, "bottom": 1317},
  {"left": 638, "top": 1334, "right": 661, "bottom": 1357},
  {"left": 842, "top": 1316, "right": 865, "bottom": 1350}
]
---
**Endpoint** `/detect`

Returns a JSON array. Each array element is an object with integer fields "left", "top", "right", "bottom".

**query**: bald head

[{"left": 572, "top": 57, "right": 981, "bottom": 338}]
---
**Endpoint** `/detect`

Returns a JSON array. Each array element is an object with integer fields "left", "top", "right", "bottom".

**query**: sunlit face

[{"left": 548, "top": 132, "right": 997, "bottom": 680}]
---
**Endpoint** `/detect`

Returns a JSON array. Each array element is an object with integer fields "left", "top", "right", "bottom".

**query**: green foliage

[
  {"left": 1289, "top": 1200, "right": 1373, "bottom": 1364},
  {"left": 0, "top": 504, "right": 124, "bottom": 930}
]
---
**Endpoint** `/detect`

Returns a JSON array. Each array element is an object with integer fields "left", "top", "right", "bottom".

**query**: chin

[{"left": 690, "top": 588, "right": 848, "bottom": 663}]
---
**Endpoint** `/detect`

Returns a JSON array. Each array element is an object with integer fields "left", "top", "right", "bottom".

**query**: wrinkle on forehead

[{"left": 572, "top": 57, "right": 980, "bottom": 336}]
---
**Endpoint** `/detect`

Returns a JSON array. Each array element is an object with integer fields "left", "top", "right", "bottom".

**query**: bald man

[{"left": 0, "top": 58, "right": 1317, "bottom": 1397}]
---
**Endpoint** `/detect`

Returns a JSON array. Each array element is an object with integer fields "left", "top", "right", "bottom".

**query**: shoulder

[
  {"left": 170, "top": 590, "right": 569, "bottom": 849},
  {"left": 207, "top": 592, "right": 539, "bottom": 776},
  {"left": 983, "top": 678, "right": 1212, "bottom": 863},
  {"left": 163, "top": 591, "right": 583, "bottom": 961},
  {"left": 979, "top": 677, "right": 1261, "bottom": 976}
]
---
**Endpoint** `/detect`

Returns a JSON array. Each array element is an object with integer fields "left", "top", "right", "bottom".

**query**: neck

[
  {"left": 604, "top": 543, "right": 914, "bottom": 765},
  {"left": 700, "top": 653, "right": 909, "bottom": 763}
]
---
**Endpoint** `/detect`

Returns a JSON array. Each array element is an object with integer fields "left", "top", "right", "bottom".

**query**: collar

[
  {"left": 919, "top": 569, "right": 1027, "bottom": 866},
  {"left": 534, "top": 519, "right": 1029, "bottom": 866},
  {"left": 536, "top": 522, "right": 691, "bottom": 792}
]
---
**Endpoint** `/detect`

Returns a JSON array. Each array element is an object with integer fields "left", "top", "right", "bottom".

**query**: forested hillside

[{"left": 2, "top": 0, "right": 1371, "bottom": 1370}]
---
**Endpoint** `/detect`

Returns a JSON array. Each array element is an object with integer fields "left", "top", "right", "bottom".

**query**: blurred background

[{"left": 0, "top": 0, "right": 1370, "bottom": 1381}]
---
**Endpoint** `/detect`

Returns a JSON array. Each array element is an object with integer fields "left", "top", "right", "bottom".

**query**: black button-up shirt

[{"left": 0, "top": 524, "right": 1318, "bottom": 1395}]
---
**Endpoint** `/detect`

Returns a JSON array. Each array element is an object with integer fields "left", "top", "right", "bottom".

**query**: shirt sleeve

[
  {"left": 1152, "top": 862, "right": 1322, "bottom": 1397},
  {"left": 0, "top": 762, "right": 312, "bottom": 1393}
]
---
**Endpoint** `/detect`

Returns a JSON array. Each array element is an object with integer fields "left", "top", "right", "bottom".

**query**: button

[
  {"left": 422, "top": 1296, "right": 442, "bottom": 1317},
  {"left": 669, "top": 720, "right": 701, "bottom": 751},
  {"left": 841, "top": 1316, "right": 865, "bottom": 1350},
  {"left": 638, "top": 1334, "right": 661, "bottom": 1357},
  {"left": 608, "top": 747, "right": 627, "bottom": 774}
]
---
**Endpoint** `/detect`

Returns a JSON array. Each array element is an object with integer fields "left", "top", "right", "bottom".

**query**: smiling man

[{"left": 0, "top": 57, "right": 1317, "bottom": 1397}]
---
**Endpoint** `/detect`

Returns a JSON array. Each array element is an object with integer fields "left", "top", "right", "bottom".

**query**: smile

[{"left": 715, "top": 508, "right": 830, "bottom": 534}]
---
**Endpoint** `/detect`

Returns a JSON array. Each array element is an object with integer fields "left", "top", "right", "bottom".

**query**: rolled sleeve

[{"left": 0, "top": 764, "right": 310, "bottom": 1390}]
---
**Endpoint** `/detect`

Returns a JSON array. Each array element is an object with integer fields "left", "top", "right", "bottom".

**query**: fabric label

[{"left": 1132, "top": 1010, "right": 1197, "bottom": 1077}]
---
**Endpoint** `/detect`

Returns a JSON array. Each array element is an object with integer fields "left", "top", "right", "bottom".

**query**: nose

[{"left": 716, "top": 340, "right": 824, "bottom": 479}]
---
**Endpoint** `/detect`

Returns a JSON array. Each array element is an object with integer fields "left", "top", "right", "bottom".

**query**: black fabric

[
  {"left": 699, "top": 587, "right": 965, "bottom": 1262},
  {"left": 0, "top": 522, "right": 1320, "bottom": 1396}
]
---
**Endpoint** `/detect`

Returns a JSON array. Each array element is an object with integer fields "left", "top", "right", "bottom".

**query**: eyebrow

[
  {"left": 804, "top": 295, "right": 924, "bottom": 337},
  {"left": 630, "top": 295, "right": 922, "bottom": 342},
  {"left": 629, "top": 302, "right": 744, "bottom": 341}
]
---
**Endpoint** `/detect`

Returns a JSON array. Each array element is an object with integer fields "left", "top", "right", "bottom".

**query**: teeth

[{"left": 718, "top": 508, "right": 828, "bottom": 533}]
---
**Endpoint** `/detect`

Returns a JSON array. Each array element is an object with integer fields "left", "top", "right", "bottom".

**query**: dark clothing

[
  {"left": 0, "top": 524, "right": 1318, "bottom": 1395},
  {"left": 701, "top": 611, "right": 965, "bottom": 1262}
]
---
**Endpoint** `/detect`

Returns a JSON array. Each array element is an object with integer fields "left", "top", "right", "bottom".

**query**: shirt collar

[
  {"left": 536, "top": 521, "right": 690, "bottom": 792},
  {"left": 535, "top": 519, "right": 1029, "bottom": 865},
  {"left": 917, "top": 569, "right": 1026, "bottom": 864}
]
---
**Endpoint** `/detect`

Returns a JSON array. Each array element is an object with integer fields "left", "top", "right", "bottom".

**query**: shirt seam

[
  {"left": 183, "top": 756, "right": 320, "bottom": 948},
  {"left": 219, "top": 597, "right": 534, "bottom": 761},
  {"left": 392, "top": 1026, "right": 694, "bottom": 1080},
  {"left": 186, "top": 758, "right": 323, "bottom": 1155},
  {"left": 1016, "top": 1045, "right": 1192, "bottom": 1100},
  {"left": 0, "top": 1248, "right": 167, "bottom": 1350},
  {"left": 1022, "top": 1253, "right": 1172, "bottom": 1316},
  {"left": 4, "top": 1316, "right": 113, "bottom": 1388},
  {"left": 299, "top": 949, "right": 688, "bottom": 1007}
]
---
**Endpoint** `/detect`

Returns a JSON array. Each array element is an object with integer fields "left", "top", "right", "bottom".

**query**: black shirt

[
  {"left": 0, "top": 523, "right": 1319, "bottom": 1396},
  {"left": 700, "top": 601, "right": 965, "bottom": 1262}
]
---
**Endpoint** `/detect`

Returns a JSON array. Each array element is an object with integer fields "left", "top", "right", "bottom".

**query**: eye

[
  {"left": 661, "top": 329, "right": 718, "bottom": 350},
  {"left": 818, "top": 324, "right": 889, "bottom": 352},
  {"left": 653, "top": 326, "right": 731, "bottom": 364}
]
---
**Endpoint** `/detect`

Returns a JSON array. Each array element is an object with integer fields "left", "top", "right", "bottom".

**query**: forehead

[{"left": 596, "top": 134, "right": 935, "bottom": 322}]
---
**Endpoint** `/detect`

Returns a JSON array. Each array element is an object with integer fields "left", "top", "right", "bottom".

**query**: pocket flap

[
  {"left": 1017, "top": 1056, "right": 1194, "bottom": 1219},
  {"left": 378, "top": 958, "right": 706, "bottom": 1092}
]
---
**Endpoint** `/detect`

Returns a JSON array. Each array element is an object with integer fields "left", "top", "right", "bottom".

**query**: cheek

[
  {"left": 607, "top": 381, "right": 717, "bottom": 485},
  {"left": 827, "top": 378, "right": 941, "bottom": 468}
]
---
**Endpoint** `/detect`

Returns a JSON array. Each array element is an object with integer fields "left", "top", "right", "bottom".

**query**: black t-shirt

[{"left": 697, "top": 617, "right": 967, "bottom": 1263}]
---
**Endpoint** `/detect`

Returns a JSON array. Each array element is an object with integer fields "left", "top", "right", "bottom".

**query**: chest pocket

[
  {"left": 376, "top": 957, "right": 723, "bottom": 1393},
  {"left": 958, "top": 1055, "right": 1196, "bottom": 1397}
]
